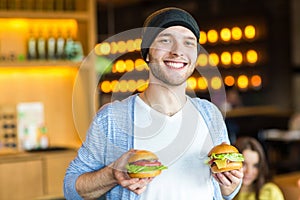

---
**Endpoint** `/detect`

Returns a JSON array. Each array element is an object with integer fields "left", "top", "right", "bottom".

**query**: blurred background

[
  {"left": 96, "top": 0, "right": 300, "bottom": 175},
  {"left": 0, "top": 0, "right": 300, "bottom": 199}
]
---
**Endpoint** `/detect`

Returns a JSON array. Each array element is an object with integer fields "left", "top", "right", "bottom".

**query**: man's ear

[{"left": 146, "top": 53, "right": 150, "bottom": 62}]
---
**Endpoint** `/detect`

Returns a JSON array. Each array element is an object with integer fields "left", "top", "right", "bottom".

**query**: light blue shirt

[{"left": 64, "top": 94, "right": 240, "bottom": 200}]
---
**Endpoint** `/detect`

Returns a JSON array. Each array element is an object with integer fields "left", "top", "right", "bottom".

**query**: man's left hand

[{"left": 212, "top": 168, "right": 244, "bottom": 196}]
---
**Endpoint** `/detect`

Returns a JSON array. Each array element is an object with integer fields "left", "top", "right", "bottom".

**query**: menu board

[{"left": 17, "top": 102, "right": 45, "bottom": 150}]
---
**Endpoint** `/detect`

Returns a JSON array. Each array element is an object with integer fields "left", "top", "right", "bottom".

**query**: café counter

[{"left": 0, "top": 148, "right": 77, "bottom": 200}]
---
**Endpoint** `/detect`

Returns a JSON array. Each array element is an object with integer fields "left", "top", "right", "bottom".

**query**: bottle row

[
  {"left": 0, "top": 0, "right": 84, "bottom": 12},
  {"left": 0, "top": 34, "right": 84, "bottom": 62},
  {"left": 0, "top": 18, "right": 84, "bottom": 62},
  {"left": 26, "top": 31, "right": 83, "bottom": 61}
]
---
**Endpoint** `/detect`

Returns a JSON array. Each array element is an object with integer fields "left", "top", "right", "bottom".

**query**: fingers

[
  {"left": 119, "top": 177, "right": 152, "bottom": 195},
  {"left": 127, "top": 178, "right": 152, "bottom": 194},
  {"left": 114, "top": 167, "right": 153, "bottom": 195},
  {"left": 112, "top": 150, "right": 153, "bottom": 195},
  {"left": 213, "top": 172, "right": 232, "bottom": 186},
  {"left": 213, "top": 169, "right": 243, "bottom": 186},
  {"left": 133, "top": 185, "right": 148, "bottom": 195}
]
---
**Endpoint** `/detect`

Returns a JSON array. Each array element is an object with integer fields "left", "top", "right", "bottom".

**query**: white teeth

[{"left": 165, "top": 61, "right": 185, "bottom": 69}]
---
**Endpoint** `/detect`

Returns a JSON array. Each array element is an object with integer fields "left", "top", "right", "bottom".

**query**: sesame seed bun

[
  {"left": 208, "top": 143, "right": 239, "bottom": 156},
  {"left": 128, "top": 150, "right": 158, "bottom": 163}
]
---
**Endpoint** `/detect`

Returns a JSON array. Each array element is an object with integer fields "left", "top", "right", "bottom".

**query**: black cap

[{"left": 141, "top": 7, "right": 200, "bottom": 61}]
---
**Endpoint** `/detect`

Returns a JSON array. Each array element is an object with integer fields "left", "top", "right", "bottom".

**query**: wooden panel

[
  {"left": 0, "top": 67, "right": 82, "bottom": 148},
  {"left": 0, "top": 158, "right": 43, "bottom": 200},
  {"left": 43, "top": 151, "right": 77, "bottom": 196},
  {"left": 274, "top": 171, "right": 300, "bottom": 200}
]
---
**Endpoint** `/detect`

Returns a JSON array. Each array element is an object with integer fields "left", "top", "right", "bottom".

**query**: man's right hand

[{"left": 111, "top": 149, "right": 153, "bottom": 195}]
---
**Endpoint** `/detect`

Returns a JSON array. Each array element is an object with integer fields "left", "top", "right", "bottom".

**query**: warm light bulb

[
  {"left": 237, "top": 75, "right": 249, "bottom": 89},
  {"left": 117, "top": 41, "right": 127, "bottom": 53},
  {"left": 207, "top": 29, "right": 218, "bottom": 43},
  {"left": 187, "top": 77, "right": 197, "bottom": 90},
  {"left": 127, "top": 80, "right": 137, "bottom": 92},
  {"left": 197, "top": 54, "right": 208, "bottom": 67},
  {"left": 134, "top": 38, "right": 142, "bottom": 51},
  {"left": 246, "top": 49, "right": 258, "bottom": 64},
  {"left": 199, "top": 31, "right": 207, "bottom": 44},
  {"left": 221, "top": 51, "right": 231, "bottom": 66},
  {"left": 251, "top": 75, "right": 262, "bottom": 88},
  {"left": 125, "top": 59, "right": 134, "bottom": 72},
  {"left": 209, "top": 53, "right": 219, "bottom": 66},
  {"left": 135, "top": 58, "right": 147, "bottom": 71},
  {"left": 95, "top": 42, "right": 110, "bottom": 55},
  {"left": 136, "top": 79, "right": 148, "bottom": 92},
  {"left": 115, "top": 60, "right": 126, "bottom": 73},
  {"left": 224, "top": 76, "right": 235, "bottom": 87},
  {"left": 111, "top": 80, "right": 119, "bottom": 92},
  {"left": 244, "top": 25, "right": 256, "bottom": 39},
  {"left": 211, "top": 76, "right": 222, "bottom": 90},
  {"left": 110, "top": 42, "right": 118, "bottom": 54},
  {"left": 126, "top": 40, "right": 135, "bottom": 52},
  {"left": 231, "top": 27, "right": 242, "bottom": 41},
  {"left": 119, "top": 80, "right": 128, "bottom": 93},
  {"left": 198, "top": 77, "right": 208, "bottom": 90},
  {"left": 232, "top": 51, "right": 243, "bottom": 65},
  {"left": 100, "top": 81, "right": 111, "bottom": 93},
  {"left": 220, "top": 28, "right": 231, "bottom": 42}
]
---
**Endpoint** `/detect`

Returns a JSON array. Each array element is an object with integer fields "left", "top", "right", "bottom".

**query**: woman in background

[{"left": 233, "top": 136, "right": 284, "bottom": 200}]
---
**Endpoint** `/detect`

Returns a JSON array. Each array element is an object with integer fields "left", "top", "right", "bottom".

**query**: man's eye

[
  {"left": 186, "top": 41, "right": 196, "bottom": 46},
  {"left": 159, "top": 39, "right": 171, "bottom": 43}
]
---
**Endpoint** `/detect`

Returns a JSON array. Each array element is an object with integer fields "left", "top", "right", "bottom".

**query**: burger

[
  {"left": 206, "top": 143, "right": 244, "bottom": 173},
  {"left": 126, "top": 150, "right": 167, "bottom": 178}
]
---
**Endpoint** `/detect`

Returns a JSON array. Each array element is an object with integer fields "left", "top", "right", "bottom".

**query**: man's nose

[{"left": 170, "top": 42, "right": 184, "bottom": 56}]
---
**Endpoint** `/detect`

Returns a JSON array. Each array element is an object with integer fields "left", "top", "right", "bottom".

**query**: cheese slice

[{"left": 214, "top": 160, "right": 227, "bottom": 169}]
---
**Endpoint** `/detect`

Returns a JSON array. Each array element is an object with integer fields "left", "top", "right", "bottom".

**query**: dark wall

[{"left": 97, "top": 0, "right": 292, "bottom": 110}]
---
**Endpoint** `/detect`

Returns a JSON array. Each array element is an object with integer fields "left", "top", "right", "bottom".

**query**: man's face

[{"left": 147, "top": 26, "right": 198, "bottom": 86}]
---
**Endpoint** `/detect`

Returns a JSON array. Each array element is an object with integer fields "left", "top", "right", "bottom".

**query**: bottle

[
  {"left": 47, "top": 29, "right": 56, "bottom": 60},
  {"left": 37, "top": 29, "right": 46, "bottom": 60},
  {"left": 64, "top": 28, "right": 74, "bottom": 60},
  {"left": 56, "top": 29, "right": 65, "bottom": 59},
  {"left": 39, "top": 125, "right": 49, "bottom": 149},
  {"left": 27, "top": 28, "right": 37, "bottom": 60},
  {"left": 22, "top": 125, "right": 37, "bottom": 150}
]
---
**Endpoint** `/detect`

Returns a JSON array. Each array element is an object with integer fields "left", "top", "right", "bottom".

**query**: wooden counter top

[{"left": 0, "top": 147, "right": 77, "bottom": 163}]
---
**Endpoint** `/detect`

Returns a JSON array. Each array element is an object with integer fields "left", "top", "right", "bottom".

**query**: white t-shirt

[{"left": 134, "top": 96, "right": 214, "bottom": 200}]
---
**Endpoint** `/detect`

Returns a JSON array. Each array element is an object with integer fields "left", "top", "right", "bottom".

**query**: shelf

[
  {"left": 0, "top": 10, "right": 89, "bottom": 20},
  {"left": 0, "top": 60, "right": 81, "bottom": 67}
]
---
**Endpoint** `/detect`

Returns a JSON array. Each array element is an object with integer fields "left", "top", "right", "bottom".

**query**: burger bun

[{"left": 128, "top": 170, "right": 161, "bottom": 178}]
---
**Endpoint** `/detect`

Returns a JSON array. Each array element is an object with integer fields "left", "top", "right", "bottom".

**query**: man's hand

[
  {"left": 212, "top": 168, "right": 244, "bottom": 196},
  {"left": 111, "top": 149, "right": 153, "bottom": 195}
]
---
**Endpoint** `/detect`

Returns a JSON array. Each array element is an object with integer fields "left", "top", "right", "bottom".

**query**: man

[{"left": 64, "top": 7, "right": 243, "bottom": 200}]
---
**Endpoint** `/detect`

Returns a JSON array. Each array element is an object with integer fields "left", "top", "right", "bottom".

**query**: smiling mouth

[{"left": 164, "top": 61, "right": 187, "bottom": 69}]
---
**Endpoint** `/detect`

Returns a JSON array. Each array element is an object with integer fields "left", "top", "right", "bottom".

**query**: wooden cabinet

[
  {"left": 0, "top": 150, "right": 77, "bottom": 199},
  {"left": 43, "top": 150, "right": 77, "bottom": 196},
  {"left": 0, "top": 154, "right": 44, "bottom": 200}
]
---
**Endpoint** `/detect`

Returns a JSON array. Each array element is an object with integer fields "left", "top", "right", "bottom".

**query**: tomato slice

[{"left": 132, "top": 160, "right": 161, "bottom": 166}]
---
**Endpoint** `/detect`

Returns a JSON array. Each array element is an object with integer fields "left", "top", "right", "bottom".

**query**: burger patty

[{"left": 131, "top": 160, "right": 161, "bottom": 167}]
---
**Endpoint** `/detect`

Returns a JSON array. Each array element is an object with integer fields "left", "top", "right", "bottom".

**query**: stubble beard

[{"left": 149, "top": 62, "right": 195, "bottom": 86}]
